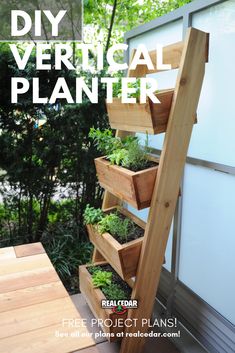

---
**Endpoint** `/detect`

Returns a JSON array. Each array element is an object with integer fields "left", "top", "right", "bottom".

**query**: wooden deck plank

[
  {"left": 14, "top": 243, "right": 45, "bottom": 258},
  {"left": 0, "top": 281, "right": 68, "bottom": 313},
  {"left": 0, "top": 243, "right": 94, "bottom": 352},
  {"left": 0, "top": 253, "right": 51, "bottom": 276},
  {"left": 0, "top": 266, "right": 59, "bottom": 293},
  {"left": 0, "top": 322, "right": 94, "bottom": 353},
  {"left": 0, "top": 247, "right": 16, "bottom": 260},
  {"left": 0, "top": 297, "right": 81, "bottom": 339}
]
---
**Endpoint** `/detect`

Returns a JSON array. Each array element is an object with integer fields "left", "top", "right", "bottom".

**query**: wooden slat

[
  {"left": 120, "top": 28, "right": 209, "bottom": 353},
  {"left": 0, "top": 247, "right": 16, "bottom": 260},
  {"left": 0, "top": 266, "right": 59, "bottom": 293},
  {"left": 128, "top": 41, "right": 184, "bottom": 77},
  {"left": 0, "top": 281, "right": 68, "bottom": 313},
  {"left": 0, "top": 322, "right": 94, "bottom": 353},
  {"left": 92, "top": 248, "right": 106, "bottom": 262},
  {"left": 0, "top": 253, "right": 51, "bottom": 276},
  {"left": 0, "top": 297, "right": 79, "bottom": 339},
  {"left": 14, "top": 243, "right": 45, "bottom": 258}
]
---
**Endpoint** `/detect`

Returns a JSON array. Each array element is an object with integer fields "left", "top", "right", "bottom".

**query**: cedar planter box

[
  {"left": 87, "top": 208, "right": 145, "bottom": 280},
  {"left": 94, "top": 156, "right": 159, "bottom": 210},
  {"left": 79, "top": 264, "right": 129, "bottom": 342},
  {"left": 106, "top": 89, "right": 174, "bottom": 134}
]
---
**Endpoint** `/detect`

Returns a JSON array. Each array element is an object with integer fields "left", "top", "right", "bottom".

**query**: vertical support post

[{"left": 120, "top": 28, "right": 209, "bottom": 353}]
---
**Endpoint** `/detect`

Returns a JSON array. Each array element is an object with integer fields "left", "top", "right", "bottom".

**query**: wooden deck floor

[{"left": 0, "top": 243, "right": 94, "bottom": 353}]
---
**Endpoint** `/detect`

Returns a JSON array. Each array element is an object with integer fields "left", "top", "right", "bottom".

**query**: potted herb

[
  {"left": 107, "top": 79, "right": 174, "bottom": 134},
  {"left": 89, "top": 128, "right": 159, "bottom": 210},
  {"left": 79, "top": 263, "right": 132, "bottom": 342},
  {"left": 84, "top": 205, "right": 145, "bottom": 279}
]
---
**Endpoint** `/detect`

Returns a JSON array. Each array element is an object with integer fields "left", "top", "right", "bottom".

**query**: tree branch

[{"left": 105, "top": 0, "right": 118, "bottom": 53}]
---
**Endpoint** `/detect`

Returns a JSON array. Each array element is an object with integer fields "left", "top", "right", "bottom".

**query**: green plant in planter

[
  {"left": 88, "top": 265, "right": 103, "bottom": 275},
  {"left": 98, "top": 212, "right": 134, "bottom": 243},
  {"left": 89, "top": 128, "right": 122, "bottom": 155},
  {"left": 89, "top": 128, "right": 151, "bottom": 172},
  {"left": 102, "top": 283, "right": 127, "bottom": 301},
  {"left": 83, "top": 205, "right": 104, "bottom": 225},
  {"left": 122, "top": 138, "right": 149, "bottom": 171},
  {"left": 92, "top": 270, "right": 112, "bottom": 288},
  {"left": 108, "top": 148, "right": 129, "bottom": 166}
]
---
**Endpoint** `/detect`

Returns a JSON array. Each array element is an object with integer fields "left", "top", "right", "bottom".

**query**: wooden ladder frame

[{"left": 92, "top": 27, "right": 209, "bottom": 353}]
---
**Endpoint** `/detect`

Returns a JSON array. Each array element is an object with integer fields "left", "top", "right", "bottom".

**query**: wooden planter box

[
  {"left": 106, "top": 89, "right": 174, "bottom": 134},
  {"left": 79, "top": 264, "right": 128, "bottom": 342},
  {"left": 87, "top": 208, "right": 145, "bottom": 280},
  {"left": 94, "top": 156, "right": 158, "bottom": 210}
]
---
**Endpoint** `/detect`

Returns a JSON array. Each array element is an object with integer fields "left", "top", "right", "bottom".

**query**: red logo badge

[{"left": 112, "top": 305, "right": 127, "bottom": 315}]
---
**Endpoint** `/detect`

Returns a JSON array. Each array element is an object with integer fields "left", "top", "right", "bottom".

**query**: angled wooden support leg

[
  {"left": 120, "top": 27, "right": 209, "bottom": 353},
  {"left": 92, "top": 248, "right": 105, "bottom": 263}
]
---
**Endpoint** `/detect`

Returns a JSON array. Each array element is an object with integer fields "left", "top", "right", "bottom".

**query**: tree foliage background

[{"left": 0, "top": 0, "right": 191, "bottom": 292}]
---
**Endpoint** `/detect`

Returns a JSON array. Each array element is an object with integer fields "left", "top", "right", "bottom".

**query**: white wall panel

[
  {"left": 189, "top": 0, "right": 235, "bottom": 166},
  {"left": 179, "top": 164, "right": 235, "bottom": 325},
  {"left": 129, "top": 20, "right": 183, "bottom": 150},
  {"left": 126, "top": 205, "right": 173, "bottom": 272}
]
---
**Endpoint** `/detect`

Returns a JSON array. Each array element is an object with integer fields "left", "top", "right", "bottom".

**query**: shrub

[{"left": 42, "top": 221, "right": 93, "bottom": 294}]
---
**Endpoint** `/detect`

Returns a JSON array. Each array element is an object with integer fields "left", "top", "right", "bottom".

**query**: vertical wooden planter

[
  {"left": 79, "top": 264, "right": 128, "bottom": 342},
  {"left": 94, "top": 157, "right": 159, "bottom": 210},
  {"left": 87, "top": 208, "right": 145, "bottom": 280},
  {"left": 106, "top": 89, "right": 174, "bottom": 134}
]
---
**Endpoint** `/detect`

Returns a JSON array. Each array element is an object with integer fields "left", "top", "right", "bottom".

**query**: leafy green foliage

[
  {"left": 0, "top": 43, "right": 108, "bottom": 246},
  {"left": 89, "top": 265, "right": 129, "bottom": 300},
  {"left": 89, "top": 128, "right": 122, "bottom": 155},
  {"left": 108, "top": 148, "right": 129, "bottom": 166},
  {"left": 88, "top": 265, "right": 103, "bottom": 275},
  {"left": 97, "top": 212, "right": 134, "bottom": 242},
  {"left": 84, "top": 0, "right": 192, "bottom": 47},
  {"left": 97, "top": 213, "right": 120, "bottom": 234},
  {"left": 42, "top": 222, "right": 93, "bottom": 294},
  {"left": 123, "top": 139, "right": 149, "bottom": 171},
  {"left": 92, "top": 270, "right": 112, "bottom": 288},
  {"left": 89, "top": 128, "right": 150, "bottom": 171},
  {"left": 83, "top": 205, "right": 104, "bottom": 225},
  {"left": 0, "top": 43, "right": 108, "bottom": 293},
  {"left": 102, "top": 283, "right": 128, "bottom": 301}
]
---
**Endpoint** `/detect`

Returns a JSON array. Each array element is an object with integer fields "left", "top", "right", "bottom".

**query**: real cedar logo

[{"left": 101, "top": 300, "right": 138, "bottom": 314}]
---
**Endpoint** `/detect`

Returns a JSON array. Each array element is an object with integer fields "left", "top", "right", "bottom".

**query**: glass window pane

[
  {"left": 189, "top": 0, "right": 235, "bottom": 165},
  {"left": 126, "top": 205, "right": 173, "bottom": 272},
  {"left": 129, "top": 20, "right": 183, "bottom": 150},
  {"left": 179, "top": 164, "right": 235, "bottom": 325}
]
